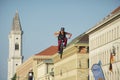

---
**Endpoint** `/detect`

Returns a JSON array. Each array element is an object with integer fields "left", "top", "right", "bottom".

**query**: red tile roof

[
  {"left": 35, "top": 46, "right": 58, "bottom": 56},
  {"left": 111, "top": 6, "right": 120, "bottom": 14}
]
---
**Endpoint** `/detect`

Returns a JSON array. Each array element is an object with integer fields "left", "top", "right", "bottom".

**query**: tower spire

[
  {"left": 11, "top": 10, "right": 22, "bottom": 31},
  {"left": 8, "top": 11, "right": 23, "bottom": 80}
]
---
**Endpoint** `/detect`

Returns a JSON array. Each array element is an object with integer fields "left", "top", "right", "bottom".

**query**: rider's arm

[
  {"left": 66, "top": 32, "right": 72, "bottom": 39},
  {"left": 54, "top": 31, "right": 60, "bottom": 37}
]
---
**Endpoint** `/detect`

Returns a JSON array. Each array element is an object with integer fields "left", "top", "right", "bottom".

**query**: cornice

[{"left": 86, "top": 11, "right": 120, "bottom": 34}]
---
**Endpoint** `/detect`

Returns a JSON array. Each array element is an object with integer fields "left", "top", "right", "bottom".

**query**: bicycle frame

[{"left": 59, "top": 40, "right": 64, "bottom": 59}]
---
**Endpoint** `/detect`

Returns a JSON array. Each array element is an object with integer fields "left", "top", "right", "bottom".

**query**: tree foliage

[{"left": 11, "top": 73, "right": 16, "bottom": 80}]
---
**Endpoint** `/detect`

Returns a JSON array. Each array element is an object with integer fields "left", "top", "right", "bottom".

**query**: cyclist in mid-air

[{"left": 54, "top": 27, "right": 72, "bottom": 53}]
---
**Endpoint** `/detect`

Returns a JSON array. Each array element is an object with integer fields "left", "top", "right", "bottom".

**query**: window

[
  {"left": 15, "top": 43, "right": 19, "bottom": 50},
  {"left": 79, "top": 46, "right": 87, "bottom": 53},
  {"left": 88, "top": 59, "right": 89, "bottom": 68},
  {"left": 16, "top": 38, "right": 18, "bottom": 40},
  {"left": 117, "top": 26, "right": 119, "bottom": 38}
]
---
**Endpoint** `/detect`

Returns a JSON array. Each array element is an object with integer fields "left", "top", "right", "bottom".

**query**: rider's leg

[
  {"left": 58, "top": 39, "right": 62, "bottom": 51},
  {"left": 63, "top": 38, "right": 67, "bottom": 47}
]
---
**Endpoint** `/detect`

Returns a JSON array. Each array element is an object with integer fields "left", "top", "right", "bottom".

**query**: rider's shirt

[{"left": 58, "top": 31, "right": 66, "bottom": 40}]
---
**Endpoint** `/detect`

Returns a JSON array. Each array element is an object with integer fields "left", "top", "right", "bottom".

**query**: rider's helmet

[{"left": 61, "top": 27, "right": 65, "bottom": 31}]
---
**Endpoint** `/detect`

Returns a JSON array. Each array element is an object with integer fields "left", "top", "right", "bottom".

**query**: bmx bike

[{"left": 59, "top": 40, "right": 64, "bottom": 59}]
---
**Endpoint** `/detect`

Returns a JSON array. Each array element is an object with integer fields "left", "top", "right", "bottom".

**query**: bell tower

[{"left": 8, "top": 11, "right": 23, "bottom": 80}]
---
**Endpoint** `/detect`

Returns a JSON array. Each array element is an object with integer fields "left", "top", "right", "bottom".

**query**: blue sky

[{"left": 0, "top": 0, "right": 120, "bottom": 80}]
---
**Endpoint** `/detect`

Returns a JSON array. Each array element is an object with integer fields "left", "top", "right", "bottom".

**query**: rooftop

[
  {"left": 86, "top": 6, "right": 120, "bottom": 34},
  {"left": 35, "top": 46, "right": 58, "bottom": 56},
  {"left": 111, "top": 6, "right": 120, "bottom": 14},
  {"left": 68, "top": 33, "right": 89, "bottom": 46}
]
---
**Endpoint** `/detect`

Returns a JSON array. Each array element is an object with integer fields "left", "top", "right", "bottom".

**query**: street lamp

[{"left": 28, "top": 70, "right": 34, "bottom": 80}]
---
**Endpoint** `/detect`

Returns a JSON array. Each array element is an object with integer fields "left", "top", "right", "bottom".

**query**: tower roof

[{"left": 11, "top": 10, "right": 22, "bottom": 31}]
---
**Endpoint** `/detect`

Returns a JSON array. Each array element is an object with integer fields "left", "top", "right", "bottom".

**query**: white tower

[{"left": 8, "top": 11, "right": 23, "bottom": 80}]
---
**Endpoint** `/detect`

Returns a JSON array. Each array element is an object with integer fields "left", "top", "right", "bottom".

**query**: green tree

[{"left": 11, "top": 73, "right": 16, "bottom": 80}]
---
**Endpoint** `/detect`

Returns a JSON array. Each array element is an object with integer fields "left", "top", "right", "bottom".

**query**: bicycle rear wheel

[{"left": 59, "top": 42, "right": 63, "bottom": 59}]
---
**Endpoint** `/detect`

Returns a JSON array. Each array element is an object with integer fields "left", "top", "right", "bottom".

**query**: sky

[{"left": 0, "top": 0, "right": 120, "bottom": 80}]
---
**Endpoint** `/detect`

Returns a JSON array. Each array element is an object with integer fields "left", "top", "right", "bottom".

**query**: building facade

[
  {"left": 53, "top": 34, "right": 89, "bottom": 80},
  {"left": 8, "top": 11, "right": 23, "bottom": 80},
  {"left": 16, "top": 56, "right": 34, "bottom": 80},
  {"left": 37, "top": 59, "right": 54, "bottom": 80},
  {"left": 35, "top": 46, "right": 57, "bottom": 80},
  {"left": 16, "top": 46, "right": 57, "bottom": 80},
  {"left": 86, "top": 6, "right": 120, "bottom": 80}
]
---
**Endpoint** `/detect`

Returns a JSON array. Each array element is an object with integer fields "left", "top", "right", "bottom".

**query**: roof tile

[
  {"left": 111, "top": 6, "right": 120, "bottom": 14},
  {"left": 35, "top": 46, "right": 58, "bottom": 56}
]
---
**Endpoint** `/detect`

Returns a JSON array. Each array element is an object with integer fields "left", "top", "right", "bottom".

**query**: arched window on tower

[{"left": 15, "top": 43, "right": 19, "bottom": 50}]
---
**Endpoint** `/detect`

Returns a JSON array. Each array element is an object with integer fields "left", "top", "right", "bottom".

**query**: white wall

[{"left": 89, "top": 14, "right": 120, "bottom": 80}]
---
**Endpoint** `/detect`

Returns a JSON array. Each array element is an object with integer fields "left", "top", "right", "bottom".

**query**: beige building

[
  {"left": 37, "top": 59, "right": 54, "bottom": 80},
  {"left": 86, "top": 6, "right": 120, "bottom": 80},
  {"left": 16, "top": 46, "right": 57, "bottom": 80},
  {"left": 53, "top": 34, "right": 89, "bottom": 80},
  {"left": 16, "top": 34, "right": 89, "bottom": 80}
]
